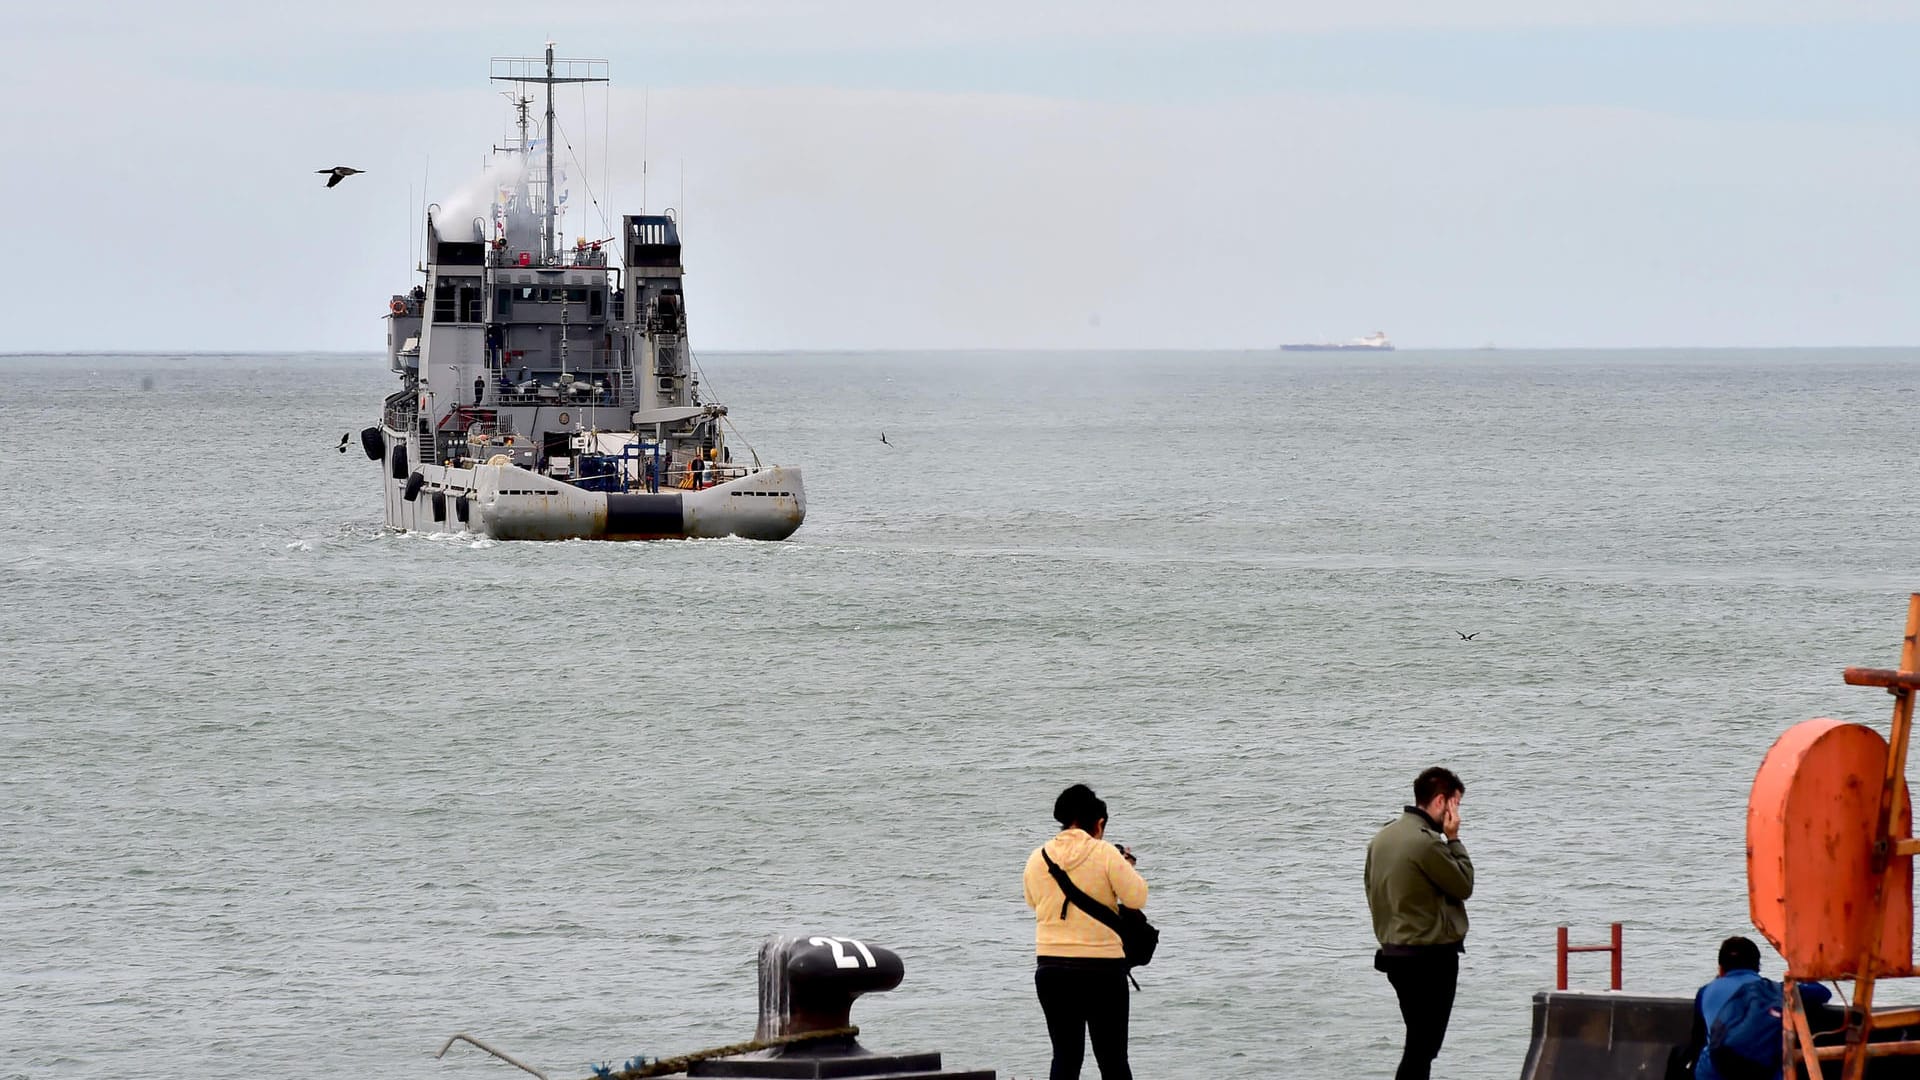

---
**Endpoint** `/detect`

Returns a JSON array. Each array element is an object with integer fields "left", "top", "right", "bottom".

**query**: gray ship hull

[{"left": 383, "top": 458, "right": 805, "bottom": 541}]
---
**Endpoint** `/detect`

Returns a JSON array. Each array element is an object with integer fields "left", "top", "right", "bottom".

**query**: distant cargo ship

[{"left": 1280, "top": 331, "right": 1394, "bottom": 352}]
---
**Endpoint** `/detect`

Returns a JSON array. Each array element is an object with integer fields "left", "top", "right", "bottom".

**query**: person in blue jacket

[{"left": 1681, "top": 936, "right": 1832, "bottom": 1080}]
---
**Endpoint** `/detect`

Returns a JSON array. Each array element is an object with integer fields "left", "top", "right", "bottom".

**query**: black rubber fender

[
  {"left": 390, "top": 444, "right": 408, "bottom": 479},
  {"left": 454, "top": 495, "right": 470, "bottom": 524},
  {"left": 403, "top": 472, "right": 425, "bottom": 502},
  {"left": 430, "top": 492, "right": 445, "bottom": 522},
  {"left": 360, "top": 426, "right": 384, "bottom": 461},
  {"left": 604, "top": 493, "right": 687, "bottom": 539}
]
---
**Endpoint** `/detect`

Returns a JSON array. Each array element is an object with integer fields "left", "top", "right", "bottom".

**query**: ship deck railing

[
  {"left": 492, "top": 347, "right": 621, "bottom": 372},
  {"left": 448, "top": 462, "right": 749, "bottom": 491},
  {"left": 382, "top": 388, "right": 419, "bottom": 432},
  {"left": 483, "top": 350, "right": 632, "bottom": 409},
  {"left": 605, "top": 463, "right": 766, "bottom": 494},
  {"left": 487, "top": 247, "right": 611, "bottom": 270},
  {"left": 487, "top": 389, "right": 630, "bottom": 408}
]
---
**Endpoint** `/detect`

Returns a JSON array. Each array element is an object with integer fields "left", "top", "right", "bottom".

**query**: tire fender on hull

[{"left": 361, "top": 427, "right": 384, "bottom": 461}]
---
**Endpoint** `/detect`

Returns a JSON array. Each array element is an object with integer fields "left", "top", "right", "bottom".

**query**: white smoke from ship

[{"left": 431, "top": 157, "right": 528, "bottom": 242}]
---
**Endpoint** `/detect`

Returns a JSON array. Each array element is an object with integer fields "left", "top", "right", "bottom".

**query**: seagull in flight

[
  {"left": 1455, "top": 631, "right": 1479, "bottom": 640},
  {"left": 336, "top": 433, "right": 350, "bottom": 453},
  {"left": 317, "top": 166, "right": 364, "bottom": 189},
  {"left": 879, "top": 432, "right": 893, "bottom": 447}
]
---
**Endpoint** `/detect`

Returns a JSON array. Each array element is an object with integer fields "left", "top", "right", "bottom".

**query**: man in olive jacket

[{"left": 1365, "top": 766, "right": 1474, "bottom": 1080}]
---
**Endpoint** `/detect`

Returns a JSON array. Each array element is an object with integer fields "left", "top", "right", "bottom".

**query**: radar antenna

[{"left": 489, "top": 44, "right": 607, "bottom": 264}]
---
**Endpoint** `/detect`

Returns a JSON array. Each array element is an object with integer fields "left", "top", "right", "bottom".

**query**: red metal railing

[{"left": 1556, "top": 923, "right": 1623, "bottom": 990}]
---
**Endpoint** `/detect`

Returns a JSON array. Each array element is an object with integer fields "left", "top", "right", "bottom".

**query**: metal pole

[
  {"left": 1556, "top": 926, "right": 1569, "bottom": 990},
  {"left": 1610, "top": 922, "right": 1623, "bottom": 991},
  {"left": 544, "top": 42, "right": 556, "bottom": 264}
]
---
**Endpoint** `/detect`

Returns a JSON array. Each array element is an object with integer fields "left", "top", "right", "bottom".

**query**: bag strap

[
  {"left": 1041, "top": 850, "right": 1146, "bottom": 991},
  {"left": 1041, "top": 850, "right": 1124, "bottom": 933}
]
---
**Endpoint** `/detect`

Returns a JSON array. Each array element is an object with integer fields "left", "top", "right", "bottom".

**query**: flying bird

[
  {"left": 336, "top": 433, "right": 350, "bottom": 453},
  {"left": 1455, "top": 631, "right": 1479, "bottom": 640},
  {"left": 318, "top": 166, "right": 364, "bottom": 188},
  {"left": 879, "top": 432, "right": 893, "bottom": 447}
]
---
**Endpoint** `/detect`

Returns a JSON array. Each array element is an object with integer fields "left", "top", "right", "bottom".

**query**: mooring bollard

[
  {"left": 685, "top": 934, "right": 994, "bottom": 1078},
  {"left": 755, "top": 935, "right": 903, "bottom": 1054}
]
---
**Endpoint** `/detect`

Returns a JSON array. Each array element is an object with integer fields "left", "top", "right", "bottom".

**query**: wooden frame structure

[{"left": 1785, "top": 594, "right": 1920, "bottom": 1079}]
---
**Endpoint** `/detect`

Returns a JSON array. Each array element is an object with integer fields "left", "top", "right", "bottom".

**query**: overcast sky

[{"left": 8, "top": 2, "right": 1919, "bottom": 351}]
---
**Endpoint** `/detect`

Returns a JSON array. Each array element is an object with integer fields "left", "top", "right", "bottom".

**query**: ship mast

[
  {"left": 542, "top": 43, "right": 558, "bottom": 262},
  {"left": 489, "top": 45, "right": 607, "bottom": 265},
  {"left": 493, "top": 95, "right": 534, "bottom": 241}
]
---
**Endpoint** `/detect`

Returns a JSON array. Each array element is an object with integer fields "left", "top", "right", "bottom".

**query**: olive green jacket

[{"left": 1365, "top": 808, "right": 1474, "bottom": 948}]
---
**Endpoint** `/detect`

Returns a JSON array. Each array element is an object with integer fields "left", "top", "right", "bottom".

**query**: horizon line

[{"left": 3, "top": 344, "right": 1918, "bottom": 359}]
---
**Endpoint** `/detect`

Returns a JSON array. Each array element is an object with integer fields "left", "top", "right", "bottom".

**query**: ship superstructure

[{"left": 360, "top": 45, "right": 804, "bottom": 541}]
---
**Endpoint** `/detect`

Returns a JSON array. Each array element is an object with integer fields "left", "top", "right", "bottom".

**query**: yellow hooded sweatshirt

[{"left": 1023, "top": 828, "right": 1150, "bottom": 958}]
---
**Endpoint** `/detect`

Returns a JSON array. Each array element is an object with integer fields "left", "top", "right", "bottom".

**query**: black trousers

[
  {"left": 1377, "top": 949, "right": 1459, "bottom": 1080},
  {"left": 1035, "top": 958, "right": 1131, "bottom": 1080}
]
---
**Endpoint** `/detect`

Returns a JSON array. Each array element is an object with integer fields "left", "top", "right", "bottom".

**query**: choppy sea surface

[{"left": 4, "top": 348, "right": 1920, "bottom": 1079}]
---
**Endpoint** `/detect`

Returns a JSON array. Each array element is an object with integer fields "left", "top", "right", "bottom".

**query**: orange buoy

[
  {"left": 1748, "top": 717, "right": 1914, "bottom": 979},
  {"left": 389, "top": 298, "right": 407, "bottom": 316}
]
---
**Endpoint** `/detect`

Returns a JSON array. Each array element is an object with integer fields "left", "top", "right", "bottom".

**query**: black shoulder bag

[{"left": 1040, "top": 850, "right": 1159, "bottom": 978}]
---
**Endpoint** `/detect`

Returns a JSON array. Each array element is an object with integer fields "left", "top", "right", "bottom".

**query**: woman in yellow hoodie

[{"left": 1022, "top": 784, "right": 1149, "bottom": 1080}]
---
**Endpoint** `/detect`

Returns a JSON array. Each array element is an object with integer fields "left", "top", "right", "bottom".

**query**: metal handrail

[
  {"left": 487, "top": 247, "right": 612, "bottom": 269},
  {"left": 1555, "top": 923, "right": 1623, "bottom": 991},
  {"left": 489, "top": 391, "right": 621, "bottom": 408},
  {"left": 486, "top": 349, "right": 632, "bottom": 409},
  {"left": 494, "top": 348, "right": 621, "bottom": 369},
  {"left": 382, "top": 388, "right": 418, "bottom": 432}
]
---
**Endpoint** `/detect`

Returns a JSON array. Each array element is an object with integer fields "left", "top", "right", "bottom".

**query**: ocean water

[{"left": 4, "top": 347, "right": 1919, "bottom": 1079}]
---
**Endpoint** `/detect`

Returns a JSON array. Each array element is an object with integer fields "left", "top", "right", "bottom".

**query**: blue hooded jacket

[{"left": 1692, "top": 968, "right": 1830, "bottom": 1080}]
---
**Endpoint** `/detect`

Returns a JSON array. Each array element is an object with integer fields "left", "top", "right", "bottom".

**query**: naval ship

[{"left": 359, "top": 46, "right": 805, "bottom": 541}]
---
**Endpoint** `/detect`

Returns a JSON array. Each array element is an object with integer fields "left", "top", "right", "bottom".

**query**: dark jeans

[
  {"left": 1035, "top": 958, "right": 1131, "bottom": 1080},
  {"left": 1376, "top": 948, "right": 1459, "bottom": 1080}
]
